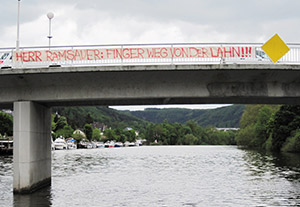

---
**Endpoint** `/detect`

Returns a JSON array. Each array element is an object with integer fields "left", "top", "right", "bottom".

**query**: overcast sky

[{"left": 1, "top": 0, "right": 299, "bottom": 110}]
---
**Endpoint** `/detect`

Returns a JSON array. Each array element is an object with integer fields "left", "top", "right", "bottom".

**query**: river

[{"left": 1, "top": 146, "right": 300, "bottom": 207}]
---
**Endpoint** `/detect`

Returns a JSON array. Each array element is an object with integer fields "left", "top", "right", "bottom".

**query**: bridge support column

[{"left": 13, "top": 101, "right": 51, "bottom": 193}]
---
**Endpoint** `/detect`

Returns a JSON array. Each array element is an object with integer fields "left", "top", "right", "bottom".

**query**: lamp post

[
  {"left": 47, "top": 12, "right": 54, "bottom": 50},
  {"left": 16, "top": 0, "right": 21, "bottom": 52}
]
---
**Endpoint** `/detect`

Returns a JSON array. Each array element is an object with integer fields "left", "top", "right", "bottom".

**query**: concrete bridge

[{"left": 1, "top": 43, "right": 300, "bottom": 193}]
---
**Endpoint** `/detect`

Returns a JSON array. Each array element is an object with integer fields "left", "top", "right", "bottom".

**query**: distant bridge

[{"left": 2, "top": 42, "right": 300, "bottom": 194}]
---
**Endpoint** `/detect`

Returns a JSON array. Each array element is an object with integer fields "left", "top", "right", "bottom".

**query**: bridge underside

[{"left": 1, "top": 64, "right": 300, "bottom": 109}]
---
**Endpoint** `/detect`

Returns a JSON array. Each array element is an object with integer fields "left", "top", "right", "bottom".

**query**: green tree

[
  {"left": 51, "top": 114, "right": 56, "bottom": 132},
  {"left": 270, "top": 105, "right": 300, "bottom": 151},
  {"left": 183, "top": 134, "right": 197, "bottom": 145},
  {"left": 0, "top": 112, "right": 13, "bottom": 136},
  {"left": 252, "top": 106, "right": 275, "bottom": 148},
  {"left": 153, "top": 124, "right": 166, "bottom": 143},
  {"left": 103, "top": 128, "right": 117, "bottom": 141},
  {"left": 125, "top": 129, "right": 136, "bottom": 142},
  {"left": 54, "top": 116, "right": 68, "bottom": 132},
  {"left": 83, "top": 124, "right": 93, "bottom": 141},
  {"left": 85, "top": 113, "right": 94, "bottom": 124},
  {"left": 54, "top": 113, "right": 59, "bottom": 123},
  {"left": 55, "top": 125, "right": 74, "bottom": 138},
  {"left": 92, "top": 128, "right": 101, "bottom": 141},
  {"left": 235, "top": 105, "right": 279, "bottom": 149},
  {"left": 143, "top": 120, "right": 238, "bottom": 146},
  {"left": 144, "top": 123, "right": 155, "bottom": 143},
  {"left": 281, "top": 129, "right": 300, "bottom": 152}
]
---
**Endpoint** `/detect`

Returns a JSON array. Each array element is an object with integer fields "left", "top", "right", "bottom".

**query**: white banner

[{"left": 13, "top": 46, "right": 255, "bottom": 62}]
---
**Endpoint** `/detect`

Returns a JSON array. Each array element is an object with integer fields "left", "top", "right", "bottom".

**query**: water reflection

[
  {"left": 13, "top": 186, "right": 52, "bottom": 207},
  {"left": 242, "top": 149, "right": 300, "bottom": 181},
  {"left": 242, "top": 149, "right": 300, "bottom": 206},
  {"left": 271, "top": 151, "right": 300, "bottom": 179}
]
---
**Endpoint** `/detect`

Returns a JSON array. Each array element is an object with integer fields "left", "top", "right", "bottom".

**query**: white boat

[
  {"left": 124, "top": 141, "right": 135, "bottom": 147},
  {"left": 66, "top": 139, "right": 77, "bottom": 150},
  {"left": 128, "top": 142, "right": 136, "bottom": 147},
  {"left": 54, "top": 137, "right": 67, "bottom": 150},
  {"left": 86, "top": 143, "right": 93, "bottom": 149},
  {"left": 104, "top": 141, "right": 115, "bottom": 148},
  {"left": 91, "top": 141, "right": 98, "bottom": 148},
  {"left": 96, "top": 142, "right": 105, "bottom": 148},
  {"left": 135, "top": 140, "right": 143, "bottom": 146},
  {"left": 114, "top": 142, "right": 123, "bottom": 147},
  {"left": 0, "top": 139, "right": 13, "bottom": 155}
]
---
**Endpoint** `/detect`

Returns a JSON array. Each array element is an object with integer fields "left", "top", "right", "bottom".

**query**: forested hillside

[
  {"left": 128, "top": 105, "right": 245, "bottom": 127},
  {"left": 0, "top": 105, "right": 244, "bottom": 140},
  {"left": 52, "top": 106, "right": 149, "bottom": 131}
]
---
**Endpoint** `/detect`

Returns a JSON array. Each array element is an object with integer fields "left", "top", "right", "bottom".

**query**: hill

[
  {"left": 128, "top": 105, "right": 245, "bottom": 127},
  {"left": 52, "top": 106, "right": 149, "bottom": 131},
  {"left": 52, "top": 105, "right": 245, "bottom": 131}
]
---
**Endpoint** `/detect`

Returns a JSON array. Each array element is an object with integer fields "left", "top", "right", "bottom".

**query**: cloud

[
  {"left": 110, "top": 104, "right": 232, "bottom": 111},
  {"left": 2, "top": 0, "right": 300, "bottom": 48}
]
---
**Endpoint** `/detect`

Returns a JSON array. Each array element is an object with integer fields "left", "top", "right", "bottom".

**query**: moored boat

[
  {"left": 54, "top": 137, "right": 67, "bottom": 150},
  {"left": 114, "top": 142, "right": 123, "bottom": 147},
  {"left": 0, "top": 139, "right": 13, "bottom": 155},
  {"left": 124, "top": 141, "right": 136, "bottom": 147},
  {"left": 96, "top": 142, "right": 105, "bottom": 148},
  {"left": 104, "top": 141, "right": 115, "bottom": 148},
  {"left": 66, "top": 138, "right": 77, "bottom": 150},
  {"left": 86, "top": 142, "right": 93, "bottom": 149},
  {"left": 128, "top": 142, "right": 136, "bottom": 147}
]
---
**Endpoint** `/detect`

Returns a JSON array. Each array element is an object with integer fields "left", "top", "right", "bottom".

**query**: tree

[
  {"left": 55, "top": 125, "right": 74, "bottom": 138},
  {"left": 92, "top": 128, "right": 101, "bottom": 141},
  {"left": 270, "top": 105, "right": 300, "bottom": 151},
  {"left": 252, "top": 106, "right": 274, "bottom": 149},
  {"left": 103, "top": 129, "right": 116, "bottom": 141},
  {"left": 54, "top": 113, "right": 59, "bottom": 123},
  {"left": 83, "top": 124, "right": 93, "bottom": 141},
  {"left": 85, "top": 113, "right": 94, "bottom": 124},
  {"left": 183, "top": 134, "right": 197, "bottom": 145},
  {"left": 152, "top": 124, "right": 166, "bottom": 142},
  {"left": 235, "top": 105, "right": 279, "bottom": 149},
  {"left": 0, "top": 112, "right": 13, "bottom": 136},
  {"left": 54, "top": 116, "right": 68, "bottom": 132},
  {"left": 236, "top": 126, "right": 256, "bottom": 147},
  {"left": 124, "top": 129, "right": 136, "bottom": 142},
  {"left": 281, "top": 129, "right": 300, "bottom": 152},
  {"left": 145, "top": 123, "right": 156, "bottom": 143}
]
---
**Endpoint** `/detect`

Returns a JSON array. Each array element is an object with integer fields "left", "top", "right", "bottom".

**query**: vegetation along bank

[{"left": 0, "top": 104, "right": 300, "bottom": 153}]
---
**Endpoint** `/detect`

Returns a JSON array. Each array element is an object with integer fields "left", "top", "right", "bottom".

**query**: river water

[{"left": 1, "top": 146, "right": 300, "bottom": 207}]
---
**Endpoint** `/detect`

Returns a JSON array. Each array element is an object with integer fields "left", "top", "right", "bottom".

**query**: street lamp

[
  {"left": 16, "top": 0, "right": 21, "bottom": 52},
  {"left": 47, "top": 12, "right": 54, "bottom": 50}
]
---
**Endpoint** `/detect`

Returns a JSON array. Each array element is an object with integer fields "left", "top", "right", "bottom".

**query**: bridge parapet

[{"left": 1, "top": 43, "right": 300, "bottom": 69}]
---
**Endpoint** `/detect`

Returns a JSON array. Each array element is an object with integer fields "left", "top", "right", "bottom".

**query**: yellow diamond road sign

[{"left": 261, "top": 34, "right": 290, "bottom": 63}]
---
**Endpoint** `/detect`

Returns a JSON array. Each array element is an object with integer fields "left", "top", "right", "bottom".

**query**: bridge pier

[{"left": 13, "top": 101, "right": 51, "bottom": 193}]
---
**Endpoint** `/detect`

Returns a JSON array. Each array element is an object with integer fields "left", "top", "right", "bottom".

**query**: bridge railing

[{"left": 1, "top": 43, "right": 300, "bottom": 68}]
